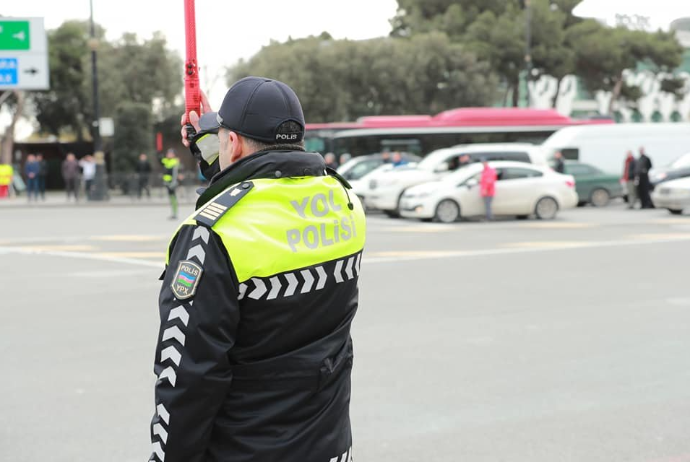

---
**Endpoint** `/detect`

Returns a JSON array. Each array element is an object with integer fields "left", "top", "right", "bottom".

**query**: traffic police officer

[
  {"left": 150, "top": 77, "right": 366, "bottom": 462},
  {"left": 160, "top": 149, "right": 181, "bottom": 219}
]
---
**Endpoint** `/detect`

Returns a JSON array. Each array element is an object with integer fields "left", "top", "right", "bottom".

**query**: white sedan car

[
  {"left": 363, "top": 143, "right": 545, "bottom": 217},
  {"left": 651, "top": 177, "right": 690, "bottom": 214},
  {"left": 399, "top": 161, "right": 578, "bottom": 223}
]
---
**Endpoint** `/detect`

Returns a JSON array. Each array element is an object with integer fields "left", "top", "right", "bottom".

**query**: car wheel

[
  {"left": 590, "top": 188, "right": 610, "bottom": 207},
  {"left": 535, "top": 197, "right": 559, "bottom": 220},
  {"left": 668, "top": 208, "right": 684, "bottom": 215},
  {"left": 434, "top": 199, "right": 460, "bottom": 223}
]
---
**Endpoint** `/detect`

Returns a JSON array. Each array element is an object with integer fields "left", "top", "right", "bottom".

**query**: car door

[
  {"left": 492, "top": 167, "right": 544, "bottom": 215},
  {"left": 455, "top": 172, "right": 484, "bottom": 216},
  {"left": 564, "top": 163, "right": 595, "bottom": 201}
]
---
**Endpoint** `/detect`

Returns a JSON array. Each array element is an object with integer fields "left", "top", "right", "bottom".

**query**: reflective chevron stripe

[
  {"left": 300, "top": 269, "right": 314, "bottom": 293},
  {"left": 152, "top": 441, "right": 165, "bottom": 461},
  {"left": 168, "top": 306, "right": 189, "bottom": 326},
  {"left": 152, "top": 423, "right": 168, "bottom": 444},
  {"left": 161, "top": 326, "right": 185, "bottom": 346},
  {"left": 160, "top": 346, "right": 181, "bottom": 366},
  {"left": 237, "top": 252, "right": 362, "bottom": 301},
  {"left": 153, "top": 225, "right": 212, "bottom": 457},
  {"left": 315, "top": 266, "right": 327, "bottom": 290},
  {"left": 158, "top": 366, "right": 177, "bottom": 387},
  {"left": 334, "top": 260, "right": 344, "bottom": 283},
  {"left": 284, "top": 272, "right": 298, "bottom": 296},
  {"left": 329, "top": 447, "right": 352, "bottom": 462}
]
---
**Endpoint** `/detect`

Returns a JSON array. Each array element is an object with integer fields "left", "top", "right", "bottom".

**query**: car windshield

[
  {"left": 417, "top": 150, "right": 456, "bottom": 171},
  {"left": 339, "top": 158, "right": 383, "bottom": 181},
  {"left": 669, "top": 153, "right": 690, "bottom": 169}
]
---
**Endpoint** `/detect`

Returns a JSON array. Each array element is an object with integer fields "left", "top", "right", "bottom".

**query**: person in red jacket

[{"left": 480, "top": 160, "right": 497, "bottom": 221}]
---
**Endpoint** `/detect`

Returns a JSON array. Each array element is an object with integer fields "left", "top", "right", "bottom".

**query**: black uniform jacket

[{"left": 150, "top": 150, "right": 360, "bottom": 462}]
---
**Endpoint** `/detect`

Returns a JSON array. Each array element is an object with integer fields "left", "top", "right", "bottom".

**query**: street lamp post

[{"left": 89, "top": 0, "right": 108, "bottom": 200}]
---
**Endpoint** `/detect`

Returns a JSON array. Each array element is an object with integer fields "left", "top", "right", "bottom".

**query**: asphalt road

[{"left": 2, "top": 201, "right": 690, "bottom": 462}]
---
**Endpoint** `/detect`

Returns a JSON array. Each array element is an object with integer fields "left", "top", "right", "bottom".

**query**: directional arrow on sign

[{"left": 24, "top": 68, "right": 38, "bottom": 75}]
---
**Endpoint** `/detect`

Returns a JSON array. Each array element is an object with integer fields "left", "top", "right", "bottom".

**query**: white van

[{"left": 541, "top": 124, "right": 690, "bottom": 174}]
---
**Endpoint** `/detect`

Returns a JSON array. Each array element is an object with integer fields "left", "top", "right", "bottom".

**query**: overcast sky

[{"left": 2, "top": 0, "right": 690, "bottom": 137}]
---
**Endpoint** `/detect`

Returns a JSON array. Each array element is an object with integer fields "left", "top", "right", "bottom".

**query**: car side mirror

[{"left": 435, "top": 162, "right": 450, "bottom": 173}]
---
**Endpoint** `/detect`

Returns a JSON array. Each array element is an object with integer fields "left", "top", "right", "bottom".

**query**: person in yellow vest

[
  {"left": 160, "top": 149, "right": 181, "bottom": 219},
  {"left": 149, "top": 77, "right": 366, "bottom": 462},
  {"left": 0, "top": 163, "right": 13, "bottom": 199}
]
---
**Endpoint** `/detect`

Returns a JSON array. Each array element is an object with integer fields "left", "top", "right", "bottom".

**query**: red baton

[{"left": 184, "top": 0, "right": 200, "bottom": 132}]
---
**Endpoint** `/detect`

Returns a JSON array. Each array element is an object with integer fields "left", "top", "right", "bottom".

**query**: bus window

[{"left": 304, "top": 136, "right": 326, "bottom": 153}]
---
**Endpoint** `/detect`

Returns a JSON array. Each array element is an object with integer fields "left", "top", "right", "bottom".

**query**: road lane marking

[
  {"left": 89, "top": 235, "right": 168, "bottom": 242},
  {"left": 3, "top": 233, "right": 690, "bottom": 269},
  {"left": 365, "top": 235, "right": 690, "bottom": 264},
  {"left": 627, "top": 233, "right": 690, "bottom": 240},
  {"left": 518, "top": 222, "right": 596, "bottom": 229},
  {"left": 0, "top": 246, "right": 162, "bottom": 268},
  {"left": 502, "top": 241, "right": 590, "bottom": 249},
  {"left": 93, "top": 252, "right": 165, "bottom": 259},
  {"left": 14, "top": 245, "right": 98, "bottom": 251},
  {"left": 378, "top": 226, "right": 453, "bottom": 233}
]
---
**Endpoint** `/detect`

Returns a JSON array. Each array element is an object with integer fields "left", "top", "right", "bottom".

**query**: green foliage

[
  {"left": 31, "top": 22, "right": 182, "bottom": 144},
  {"left": 568, "top": 22, "right": 684, "bottom": 111},
  {"left": 392, "top": 0, "right": 685, "bottom": 110},
  {"left": 229, "top": 33, "right": 497, "bottom": 122},
  {"left": 112, "top": 102, "right": 152, "bottom": 172},
  {"left": 660, "top": 76, "right": 687, "bottom": 100},
  {"left": 32, "top": 21, "right": 92, "bottom": 139}
]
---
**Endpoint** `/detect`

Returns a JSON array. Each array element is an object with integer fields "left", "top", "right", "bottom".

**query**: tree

[
  {"left": 568, "top": 21, "right": 684, "bottom": 114},
  {"left": 0, "top": 91, "right": 25, "bottom": 165},
  {"left": 31, "top": 21, "right": 182, "bottom": 147},
  {"left": 112, "top": 102, "right": 152, "bottom": 172},
  {"left": 31, "top": 20, "right": 94, "bottom": 140},
  {"left": 228, "top": 32, "right": 497, "bottom": 122}
]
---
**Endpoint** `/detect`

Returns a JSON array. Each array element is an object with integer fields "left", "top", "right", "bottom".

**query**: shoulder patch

[
  {"left": 195, "top": 181, "right": 254, "bottom": 228},
  {"left": 171, "top": 260, "right": 203, "bottom": 300}
]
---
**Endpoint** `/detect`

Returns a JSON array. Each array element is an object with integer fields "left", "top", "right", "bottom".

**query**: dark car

[
  {"left": 563, "top": 161, "right": 624, "bottom": 207},
  {"left": 650, "top": 152, "right": 690, "bottom": 188}
]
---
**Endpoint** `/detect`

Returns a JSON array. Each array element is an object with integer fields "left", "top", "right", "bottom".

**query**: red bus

[{"left": 304, "top": 108, "right": 612, "bottom": 158}]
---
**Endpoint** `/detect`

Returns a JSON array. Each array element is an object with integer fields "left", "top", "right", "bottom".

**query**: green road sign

[{"left": 0, "top": 21, "right": 31, "bottom": 51}]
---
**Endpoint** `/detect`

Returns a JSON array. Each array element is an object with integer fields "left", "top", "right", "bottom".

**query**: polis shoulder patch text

[{"left": 171, "top": 260, "right": 203, "bottom": 300}]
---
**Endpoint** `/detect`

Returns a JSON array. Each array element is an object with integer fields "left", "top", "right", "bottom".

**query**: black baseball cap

[{"left": 199, "top": 76, "right": 305, "bottom": 144}]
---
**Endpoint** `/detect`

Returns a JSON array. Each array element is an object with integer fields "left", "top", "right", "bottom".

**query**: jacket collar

[{"left": 196, "top": 150, "right": 326, "bottom": 208}]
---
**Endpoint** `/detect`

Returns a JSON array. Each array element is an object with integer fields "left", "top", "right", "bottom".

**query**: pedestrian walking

[
  {"left": 622, "top": 150, "right": 637, "bottom": 209},
  {"left": 636, "top": 147, "right": 654, "bottom": 209},
  {"left": 480, "top": 159, "right": 497, "bottom": 221},
  {"left": 62, "top": 153, "right": 80, "bottom": 201},
  {"left": 37, "top": 154, "right": 48, "bottom": 200},
  {"left": 160, "top": 149, "right": 181, "bottom": 219},
  {"left": 136, "top": 153, "right": 152, "bottom": 199},
  {"left": 79, "top": 155, "right": 97, "bottom": 200},
  {"left": 149, "top": 76, "right": 366, "bottom": 462},
  {"left": 24, "top": 154, "right": 40, "bottom": 202},
  {"left": 553, "top": 151, "right": 565, "bottom": 174},
  {"left": 0, "top": 163, "right": 13, "bottom": 199}
]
